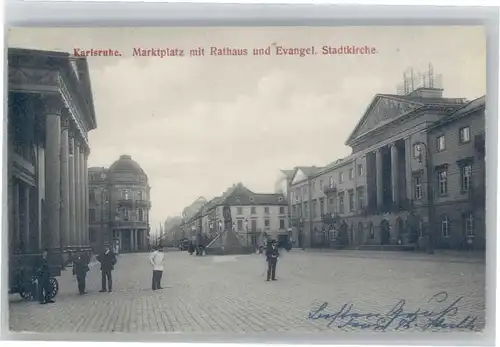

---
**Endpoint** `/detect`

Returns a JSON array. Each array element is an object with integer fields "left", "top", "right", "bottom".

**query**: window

[
  {"left": 237, "top": 219, "right": 243, "bottom": 231},
  {"left": 348, "top": 169, "right": 354, "bottom": 180},
  {"left": 319, "top": 180, "right": 323, "bottom": 189},
  {"left": 438, "top": 170, "right": 448, "bottom": 196},
  {"left": 414, "top": 175, "right": 423, "bottom": 200},
  {"left": 89, "top": 190, "right": 95, "bottom": 203},
  {"left": 436, "top": 135, "right": 446, "bottom": 152},
  {"left": 357, "top": 164, "right": 363, "bottom": 176},
  {"left": 304, "top": 202, "right": 309, "bottom": 217},
  {"left": 292, "top": 205, "right": 297, "bottom": 216},
  {"left": 251, "top": 235, "right": 257, "bottom": 245},
  {"left": 264, "top": 219, "right": 270, "bottom": 227},
  {"left": 123, "top": 208, "right": 130, "bottom": 221},
  {"left": 339, "top": 172, "right": 344, "bottom": 183},
  {"left": 89, "top": 209, "right": 96, "bottom": 222},
  {"left": 329, "top": 176, "right": 334, "bottom": 188},
  {"left": 312, "top": 200, "right": 317, "bottom": 218},
  {"left": 279, "top": 206, "right": 285, "bottom": 214},
  {"left": 459, "top": 126, "right": 471, "bottom": 143},
  {"left": 251, "top": 219, "right": 257, "bottom": 232},
  {"left": 122, "top": 190, "right": 129, "bottom": 200},
  {"left": 137, "top": 191, "right": 144, "bottom": 200},
  {"left": 413, "top": 143, "right": 421, "bottom": 158},
  {"left": 357, "top": 188, "right": 365, "bottom": 210},
  {"left": 465, "top": 213, "right": 474, "bottom": 237},
  {"left": 329, "top": 198, "right": 334, "bottom": 211},
  {"left": 237, "top": 207, "right": 243, "bottom": 214},
  {"left": 338, "top": 193, "right": 345, "bottom": 214},
  {"left": 138, "top": 209, "right": 144, "bottom": 221},
  {"left": 441, "top": 216, "right": 450, "bottom": 237},
  {"left": 251, "top": 207, "right": 256, "bottom": 214},
  {"left": 348, "top": 191, "right": 355, "bottom": 212},
  {"left": 461, "top": 164, "right": 472, "bottom": 193},
  {"left": 280, "top": 219, "right": 285, "bottom": 229},
  {"left": 319, "top": 198, "right": 325, "bottom": 216},
  {"left": 264, "top": 207, "right": 270, "bottom": 214}
]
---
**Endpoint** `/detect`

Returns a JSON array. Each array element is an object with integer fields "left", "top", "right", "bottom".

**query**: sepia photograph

[{"left": 5, "top": 26, "right": 487, "bottom": 337}]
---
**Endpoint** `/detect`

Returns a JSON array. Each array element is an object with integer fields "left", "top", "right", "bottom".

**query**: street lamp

[
  {"left": 99, "top": 187, "right": 109, "bottom": 248},
  {"left": 415, "top": 141, "right": 435, "bottom": 255},
  {"left": 245, "top": 218, "right": 249, "bottom": 246}
]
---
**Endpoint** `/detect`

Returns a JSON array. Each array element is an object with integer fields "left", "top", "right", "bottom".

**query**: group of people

[
  {"left": 33, "top": 239, "right": 278, "bottom": 304},
  {"left": 72, "top": 245, "right": 117, "bottom": 295}
]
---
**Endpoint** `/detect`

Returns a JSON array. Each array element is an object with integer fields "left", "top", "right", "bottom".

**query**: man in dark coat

[
  {"left": 97, "top": 245, "right": 116, "bottom": 292},
  {"left": 73, "top": 255, "right": 90, "bottom": 295},
  {"left": 35, "top": 249, "right": 55, "bottom": 304},
  {"left": 265, "top": 239, "right": 280, "bottom": 281}
]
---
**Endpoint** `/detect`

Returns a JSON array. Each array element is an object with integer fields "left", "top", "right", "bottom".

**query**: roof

[
  {"left": 297, "top": 166, "right": 323, "bottom": 177},
  {"left": 109, "top": 155, "right": 145, "bottom": 175},
  {"left": 345, "top": 92, "right": 468, "bottom": 145},
  {"left": 8, "top": 48, "right": 97, "bottom": 131},
  {"left": 184, "top": 182, "right": 288, "bottom": 223},
  {"left": 429, "top": 95, "right": 485, "bottom": 130},
  {"left": 280, "top": 169, "right": 296, "bottom": 179}
]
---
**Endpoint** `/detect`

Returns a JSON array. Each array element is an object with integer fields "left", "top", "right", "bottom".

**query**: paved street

[{"left": 9, "top": 250, "right": 485, "bottom": 334}]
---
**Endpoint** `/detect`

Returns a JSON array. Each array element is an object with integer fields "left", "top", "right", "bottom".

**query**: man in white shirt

[{"left": 149, "top": 245, "right": 165, "bottom": 290}]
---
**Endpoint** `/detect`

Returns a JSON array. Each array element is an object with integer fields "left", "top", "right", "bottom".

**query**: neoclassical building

[
  {"left": 88, "top": 155, "right": 151, "bottom": 252},
  {"left": 289, "top": 87, "right": 486, "bottom": 251},
  {"left": 8, "top": 48, "right": 97, "bottom": 280}
]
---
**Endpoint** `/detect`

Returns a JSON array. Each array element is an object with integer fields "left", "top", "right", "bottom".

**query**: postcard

[{"left": 6, "top": 26, "right": 486, "bottom": 337}]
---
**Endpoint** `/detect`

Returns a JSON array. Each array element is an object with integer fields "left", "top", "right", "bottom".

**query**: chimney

[{"left": 407, "top": 87, "right": 443, "bottom": 99}]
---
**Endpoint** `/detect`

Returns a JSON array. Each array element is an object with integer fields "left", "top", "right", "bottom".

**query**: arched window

[{"left": 441, "top": 216, "right": 450, "bottom": 237}]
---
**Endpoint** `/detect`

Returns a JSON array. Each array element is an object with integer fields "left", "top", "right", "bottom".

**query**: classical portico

[{"left": 8, "top": 48, "right": 97, "bottom": 278}]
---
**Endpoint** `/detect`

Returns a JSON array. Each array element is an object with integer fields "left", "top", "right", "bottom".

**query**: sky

[{"left": 8, "top": 26, "right": 486, "bottom": 235}]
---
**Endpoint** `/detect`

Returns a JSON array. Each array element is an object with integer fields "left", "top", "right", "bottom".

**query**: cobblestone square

[{"left": 9, "top": 250, "right": 486, "bottom": 335}]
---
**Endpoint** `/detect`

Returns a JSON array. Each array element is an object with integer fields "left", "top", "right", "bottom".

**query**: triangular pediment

[
  {"left": 346, "top": 95, "right": 423, "bottom": 145},
  {"left": 291, "top": 169, "right": 309, "bottom": 185}
]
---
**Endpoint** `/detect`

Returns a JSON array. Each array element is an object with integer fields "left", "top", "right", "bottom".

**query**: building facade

[
  {"left": 181, "top": 183, "right": 290, "bottom": 247},
  {"left": 8, "top": 48, "right": 97, "bottom": 281},
  {"left": 88, "top": 155, "right": 151, "bottom": 252},
  {"left": 290, "top": 88, "right": 486, "bottom": 250}
]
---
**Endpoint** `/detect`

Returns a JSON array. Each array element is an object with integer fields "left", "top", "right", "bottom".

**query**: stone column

[
  {"left": 390, "top": 142, "right": 399, "bottom": 206},
  {"left": 375, "top": 148, "right": 384, "bottom": 208},
  {"left": 74, "top": 138, "right": 81, "bottom": 247},
  {"left": 69, "top": 135, "right": 76, "bottom": 247},
  {"left": 130, "top": 230, "right": 134, "bottom": 252},
  {"left": 404, "top": 137, "right": 412, "bottom": 201},
  {"left": 119, "top": 231, "right": 122, "bottom": 252},
  {"left": 44, "top": 98, "right": 62, "bottom": 250},
  {"left": 37, "top": 147, "right": 45, "bottom": 250},
  {"left": 60, "top": 113, "right": 71, "bottom": 249},
  {"left": 23, "top": 185, "right": 30, "bottom": 251},
  {"left": 79, "top": 146, "right": 87, "bottom": 246},
  {"left": 83, "top": 149, "right": 89, "bottom": 247}
]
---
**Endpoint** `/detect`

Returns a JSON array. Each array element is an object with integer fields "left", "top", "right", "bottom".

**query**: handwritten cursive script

[{"left": 307, "top": 292, "right": 479, "bottom": 332}]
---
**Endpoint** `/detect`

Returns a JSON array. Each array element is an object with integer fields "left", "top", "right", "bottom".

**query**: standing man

[
  {"left": 97, "top": 245, "right": 116, "bottom": 292},
  {"left": 149, "top": 245, "right": 165, "bottom": 290},
  {"left": 265, "top": 239, "right": 280, "bottom": 281},
  {"left": 35, "top": 249, "right": 55, "bottom": 304},
  {"left": 73, "top": 255, "right": 90, "bottom": 295}
]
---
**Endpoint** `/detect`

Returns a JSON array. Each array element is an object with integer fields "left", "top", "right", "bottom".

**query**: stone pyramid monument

[{"left": 205, "top": 183, "right": 254, "bottom": 255}]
